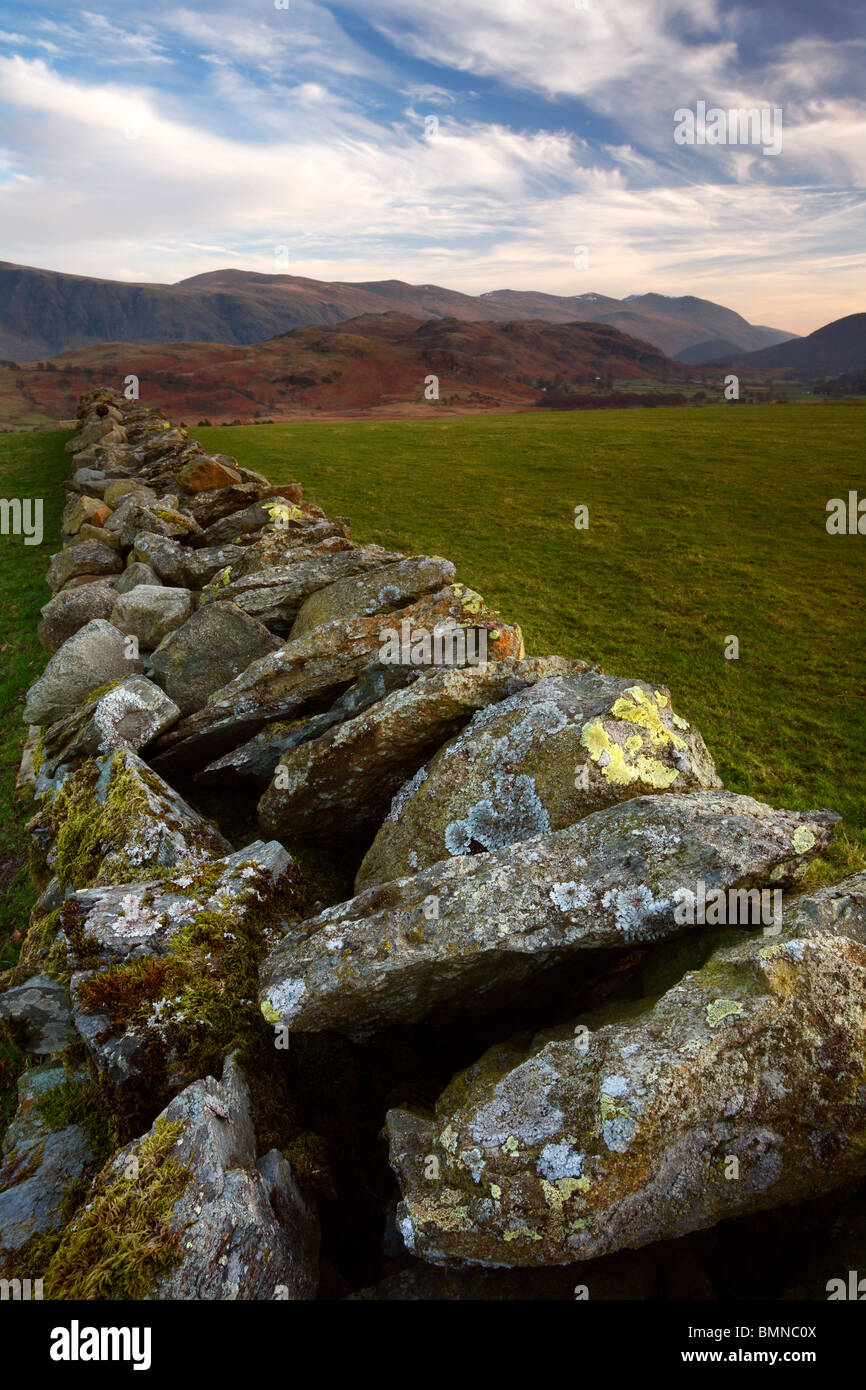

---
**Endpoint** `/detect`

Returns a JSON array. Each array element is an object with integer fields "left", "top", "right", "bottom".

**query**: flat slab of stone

[
  {"left": 289, "top": 554, "right": 456, "bottom": 639},
  {"left": 151, "top": 586, "right": 523, "bottom": 775},
  {"left": 259, "top": 657, "right": 586, "bottom": 846},
  {"left": 356, "top": 672, "right": 720, "bottom": 889},
  {"left": 387, "top": 874, "right": 866, "bottom": 1267},
  {"left": 213, "top": 544, "right": 405, "bottom": 633},
  {"left": 258, "top": 792, "right": 838, "bottom": 1038}
]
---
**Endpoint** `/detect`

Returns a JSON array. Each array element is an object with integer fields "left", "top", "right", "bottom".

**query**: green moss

[
  {"left": 76, "top": 956, "right": 186, "bottom": 1027},
  {"left": 44, "top": 1116, "right": 192, "bottom": 1300},
  {"left": 37, "top": 1069, "right": 126, "bottom": 1168},
  {"left": 75, "top": 865, "right": 308, "bottom": 1082},
  {"left": 50, "top": 757, "right": 151, "bottom": 890}
]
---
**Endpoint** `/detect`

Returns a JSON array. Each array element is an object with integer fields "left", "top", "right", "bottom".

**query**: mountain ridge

[{"left": 0, "top": 260, "right": 796, "bottom": 363}]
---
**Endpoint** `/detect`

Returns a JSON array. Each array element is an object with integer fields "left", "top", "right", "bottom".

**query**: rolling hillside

[
  {"left": 717, "top": 313, "right": 866, "bottom": 373},
  {"left": 0, "top": 312, "right": 698, "bottom": 426}
]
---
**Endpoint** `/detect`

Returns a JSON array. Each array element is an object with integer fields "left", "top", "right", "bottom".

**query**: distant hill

[
  {"left": 0, "top": 312, "right": 698, "bottom": 426},
  {"left": 0, "top": 260, "right": 795, "bottom": 362},
  {"left": 713, "top": 314, "right": 866, "bottom": 374}
]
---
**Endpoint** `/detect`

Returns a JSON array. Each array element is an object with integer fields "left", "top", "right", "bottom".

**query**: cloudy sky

[{"left": 0, "top": 0, "right": 863, "bottom": 332}]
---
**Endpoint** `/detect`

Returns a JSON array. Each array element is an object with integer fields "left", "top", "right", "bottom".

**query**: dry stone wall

[{"left": 1, "top": 387, "right": 865, "bottom": 1299}]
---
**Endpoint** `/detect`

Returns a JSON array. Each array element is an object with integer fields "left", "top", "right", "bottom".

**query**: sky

[{"left": 0, "top": 0, "right": 863, "bottom": 333}]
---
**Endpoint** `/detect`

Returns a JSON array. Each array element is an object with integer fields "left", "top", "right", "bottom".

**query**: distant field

[{"left": 193, "top": 403, "right": 866, "bottom": 852}]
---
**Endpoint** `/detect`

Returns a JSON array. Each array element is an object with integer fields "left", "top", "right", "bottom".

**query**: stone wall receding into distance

[{"left": 1, "top": 388, "right": 864, "bottom": 1299}]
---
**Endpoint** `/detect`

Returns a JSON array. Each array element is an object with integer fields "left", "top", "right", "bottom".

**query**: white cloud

[{"left": 0, "top": 4, "right": 862, "bottom": 334}]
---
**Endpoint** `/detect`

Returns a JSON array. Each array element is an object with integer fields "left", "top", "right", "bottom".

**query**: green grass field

[
  {"left": 1, "top": 403, "right": 864, "bottom": 1118},
  {"left": 193, "top": 403, "right": 866, "bottom": 847},
  {"left": 0, "top": 429, "right": 68, "bottom": 1123}
]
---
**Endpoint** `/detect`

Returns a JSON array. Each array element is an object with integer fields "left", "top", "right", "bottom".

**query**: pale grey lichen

[{"left": 537, "top": 1142, "right": 585, "bottom": 1182}]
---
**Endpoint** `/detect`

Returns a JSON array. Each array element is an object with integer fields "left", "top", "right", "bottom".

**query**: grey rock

[
  {"left": 109, "top": 585, "right": 196, "bottom": 651},
  {"left": 387, "top": 874, "right": 866, "bottom": 1267},
  {"left": 0, "top": 1066, "right": 94, "bottom": 1257},
  {"left": 23, "top": 620, "right": 143, "bottom": 726},
  {"left": 214, "top": 544, "right": 403, "bottom": 634},
  {"left": 357, "top": 672, "right": 720, "bottom": 889},
  {"left": 38, "top": 749, "right": 231, "bottom": 888},
  {"left": 151, "top": 586, "right": 522, "bottom": 775},
  {"left": 131, "top": 532, "right": 189, "bottom": 585},
  {"left": 71, "top": 1055, "right": 319, "bottom": 1299},
  {"left": 67, "top": 841, "right": 301, "bottom": 1083},
  {"left": 258, "top": 792, "right": 837, "bottom": 1038},
  {"left": 115, "top": 561, "right": 162, "bottom": 594},
  {"left": 46, "top": 541, "right": 123, "bottom": 593},
  {"left": 104, "top": 498, "right": 200, "bottom": 548},
  {"left": 290, "top": 554, "right": 456, "bottom": 639},
  {"left": 149, "top": 602, "right": 282, "bottom": 716},
  {"left": 197, "top": 660, "right": 416, "bottom": 788},
  {"left": 38, "top": 675, "right": 180, "bottom": 775},
  {"left": 0, "top": 974, "right": 76, "bottom": 1054},
  {"left": 258, "top": 657, "right": 586, "bottom": 847},
  {"left": 181, "top": 543, "right": 248, "bottom": 588},
  {"left": 37, "top": 582, "right": 118, "bottom": 654}
]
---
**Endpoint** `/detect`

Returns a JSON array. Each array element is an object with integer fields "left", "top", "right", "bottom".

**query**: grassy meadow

[
  {"left": 0, "top": 402, "right": 863, "bottom": 1116},
  {"left": 0, "top": 429, "right": 68, "bottom": 1124},
  {"left": 193, "top": 403, "right": 866, "bottom": 854}
]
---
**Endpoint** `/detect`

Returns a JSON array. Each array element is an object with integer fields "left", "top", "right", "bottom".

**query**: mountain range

[
  {"left": 0, "top": 261, "right": 795, "bottom": 363},
  {"left": 707, "top": 314, "right": 866, "bottom": 374}
]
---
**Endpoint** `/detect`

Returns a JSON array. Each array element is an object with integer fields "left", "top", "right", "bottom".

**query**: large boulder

[
  {"left": 46, "top": 541, "right": 123, "bottom": 593},
  {"left": 37, "top": 675, "right": 180, "bottom": 776},
  {"left": 259, "top": 657, "right": 587, "bottom": 846},
  {"left": 357, "top": 673, "right": 720, "bottom": 889},
  {"left": 289, "top": 555, "right": 456, "bottom": 639},
  {"left": 0, "top": 1066, "right": 95, "bottom": 1260},
  {"left": 23, "top": 620, "right": 143, "bottom": 726},
  {"left": 258, "top": 792, "right": 837, "bottom": 1039},
  {"left": 43, "top": 1056, "right": 318, "bottom": 1300},
  {"left": 386, "top": 874, "right": 866, "bottom": 1267},
  {"left": 37, "top": 582, "right": 118, "bottom": 653},
  {"left": 211, "top": 545, "right": 405, "bottom": 634},
  {"left": 66, "top": 840, "right": 306, "bottom": 1084},
  {"left": 109, "top": 586, "right": 196, "bottom": 651},
  {"left": 151, "top": 586, "right": 523, "bottom": 775},
  {"left": 149, "top": 602, "right": 282, "bottom": 716}
]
